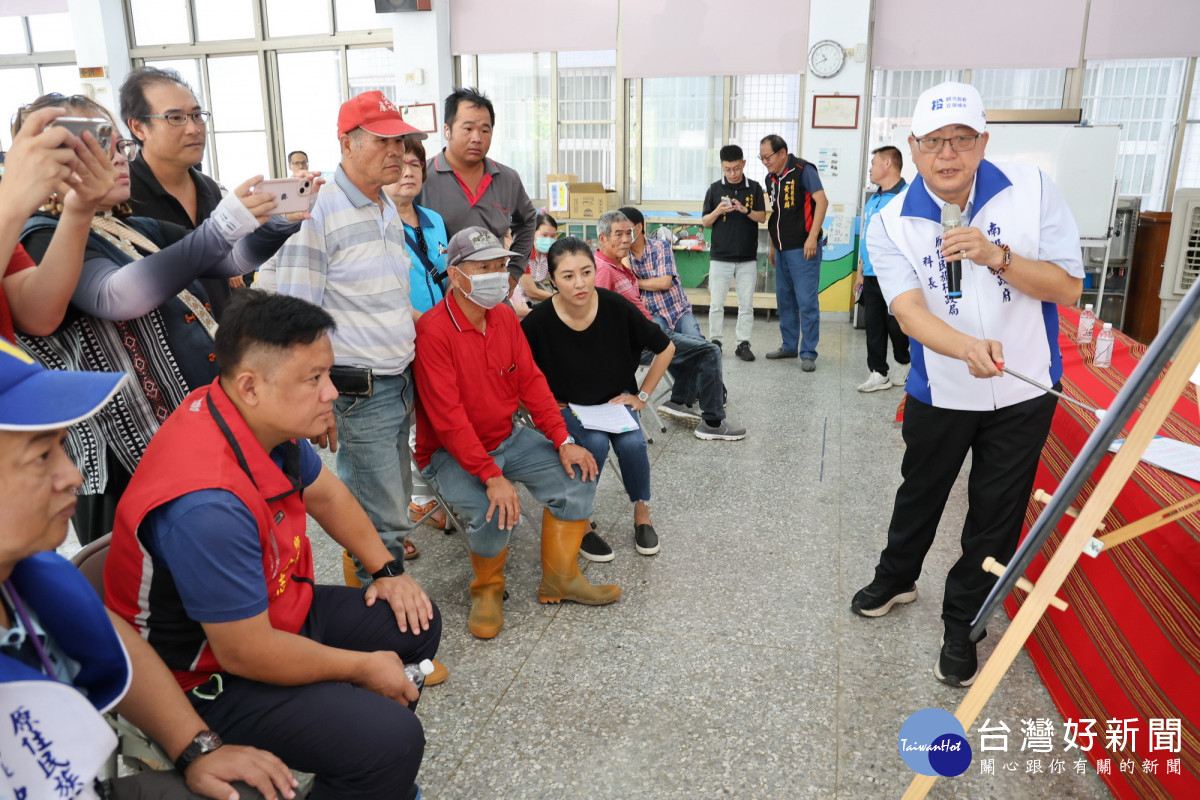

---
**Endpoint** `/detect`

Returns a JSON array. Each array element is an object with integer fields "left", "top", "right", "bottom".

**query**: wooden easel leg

[{"left": 902, "top": 320, "right": 1200, "bottom": 799}]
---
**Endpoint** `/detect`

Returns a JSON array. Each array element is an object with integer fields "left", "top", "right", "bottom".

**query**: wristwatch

[
  {"left": 175, "top": 729, "right": 223, "bottom": 774},
  {"left": 636, "top": 390, "right": 650, "bottom": 403},
  {"left": 559, "top": 435, "right": 576, "bottom": 449},
  {"left": 370, "top": 558, "right": 404, "bottom": 580}
]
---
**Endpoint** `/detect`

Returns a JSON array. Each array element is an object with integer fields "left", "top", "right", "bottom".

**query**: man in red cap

[{"left": 273, "top": 91, "right": 432, "bottom": 581}]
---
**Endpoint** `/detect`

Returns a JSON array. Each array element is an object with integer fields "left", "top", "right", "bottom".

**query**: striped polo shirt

[{"left": 274, "top": 166, "right": 416, "bottom": 375}]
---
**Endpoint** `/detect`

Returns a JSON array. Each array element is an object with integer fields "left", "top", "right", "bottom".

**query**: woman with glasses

[
  {"left": 383, "top": 134, "right": 451, "bottom": 543},
  {"left": 13, "top": 92, "right": 318, "bottom": 545},
  {"left": 0, "top": 104, "right": 117, "bottom": 342},
  {"left": 510, "top": 212, "right": 559, "bottom": 319},
  {"left": 521, "top": 237, "right": 674, "bottom": 558}
]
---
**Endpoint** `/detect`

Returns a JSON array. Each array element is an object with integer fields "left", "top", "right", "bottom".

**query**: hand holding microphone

[{"left": 940, "top": 203, "right": 963, "bottom": 299}]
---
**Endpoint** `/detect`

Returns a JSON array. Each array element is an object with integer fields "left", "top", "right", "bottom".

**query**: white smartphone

[{"left": 253, "top": 177, "right": 315, "bottom": 214}]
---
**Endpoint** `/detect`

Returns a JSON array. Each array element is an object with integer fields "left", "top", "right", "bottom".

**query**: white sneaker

[{"left": 857, "top": 371, "right": 892, "bottom": 393}]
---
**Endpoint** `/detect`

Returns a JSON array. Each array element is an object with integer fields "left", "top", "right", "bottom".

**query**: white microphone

[{"left": 941, "top": 204, "right": 963, "bottom": 299}]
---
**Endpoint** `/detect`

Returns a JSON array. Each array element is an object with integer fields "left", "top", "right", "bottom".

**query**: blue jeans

[
  {"left": 662, "top": 311, "right": 703, "bottom": 340},
  {"left": 775, "top": 245, "right": 822, "bottom": 358},
  {"left": 421, "top": 425, "right": 597, "bottom": 558},
  {"left": 641, "top": 326, "right": 725, "bottom": 421},
  {"left": 561, "top": 406, "right": 651, "bottom": 504},
  {"left": 334, "top": 370, "right": 415, "bottom": 580}
]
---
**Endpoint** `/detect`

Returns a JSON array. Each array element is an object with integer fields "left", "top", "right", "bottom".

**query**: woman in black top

[{"left": 522, "top": 238, "right": 674, "bottom": 557}]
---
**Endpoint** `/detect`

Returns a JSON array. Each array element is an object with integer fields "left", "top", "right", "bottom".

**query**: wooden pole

[{"left": 903, "top": 319, "right": 1200, "bottom": 800}]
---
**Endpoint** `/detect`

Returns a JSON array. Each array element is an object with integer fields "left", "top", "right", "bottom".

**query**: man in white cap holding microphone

[{"left": 848, "top": 82, "right": 1084, "bottom": 687}]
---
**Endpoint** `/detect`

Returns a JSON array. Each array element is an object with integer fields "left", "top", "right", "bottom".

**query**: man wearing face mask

[
  {"left": 275, "top": 90, "right": 427, "bottom": 578},
  {"left": 412, "top": 227, "right": 617, "bottom": 640}
]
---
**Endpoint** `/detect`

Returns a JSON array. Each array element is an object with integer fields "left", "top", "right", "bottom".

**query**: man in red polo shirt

[{"left": 412, "top": 226, "right": 619, "bottom": 640}]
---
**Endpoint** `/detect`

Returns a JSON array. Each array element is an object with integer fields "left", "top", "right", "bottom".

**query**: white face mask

[{"left": 463, "top": 270, "right": 509, "bottom": 309}]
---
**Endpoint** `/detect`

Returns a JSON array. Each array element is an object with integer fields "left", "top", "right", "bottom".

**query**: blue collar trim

[{"left": 899, "top": 160, "right": 1012, "bottom": 223}]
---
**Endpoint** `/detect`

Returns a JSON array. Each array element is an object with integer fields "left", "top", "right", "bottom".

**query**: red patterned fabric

[{"left": 1006, "top": 306, "right": 1200, "bottom": 800}]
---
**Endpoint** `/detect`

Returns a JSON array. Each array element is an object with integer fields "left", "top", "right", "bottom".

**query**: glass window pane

[
  {"left": 129, "top": 0, "right": 190, "bottom": 46},
  {"left": 335, "top": 0, "right": 384, "bottom": 32},
  {"left": 266, "top": 0, "right": 331, "bottom": 38},
  {"left": 1175, "top": 76, "right": 1200, "bottom": 192},
  {"left": 558, "top": 52, "right": 616, "bottom": 188},
  {"left": 868, "top": 68, "right": 963, "bottom": 149},
  {"left": 207, "top": 55, "right": 264, "bottom": 132},
  {"left": 196, "top": 0, "right": 255, "bottom": 41},
  {"left": 0, "top": 17, "right": 27, "bottom": 55},
  {"left": 39, "top": 64, "right": 82, "bottom": 99},
  {"left": 277, "top": 50, "right": 343, "bottom": 176},
  {"left": 1083, "top": 58, "right": 1188, "bottom": 211},
  {"left": 730, "top": 74, "right": 802, "bottom": 187},
  {"left": 0, "top": 68, "right": 41, "bottom": 150},
  {"left": 476, "top": 53, "right": 551, "bottom": 196},
  {"left": 214, "top": 132, "right": 269, "bottom": 185},
  {"left": 972, "top": 69, "right": 1066, "bottom": 110},
  {"left": 27, "top": 13, "right": 73, "bottom": 52},
  {"left": 347, "top": 47, "right": 396, "bottom": 101},
  {"left": 639, "top": 77, "right": 721, "bottom": 202}
]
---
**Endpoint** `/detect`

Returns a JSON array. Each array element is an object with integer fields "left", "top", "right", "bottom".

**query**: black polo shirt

[
  {"left": 702, "top": 176, "right": 764, "bottom": 262},
  {"left": 128, "top": 157, "right": 232, "bottom": 320}
]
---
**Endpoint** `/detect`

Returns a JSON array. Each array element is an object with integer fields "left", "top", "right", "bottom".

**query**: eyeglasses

[
  {"left": 914, "top": 133, "right": 982, "bottom": 154},
  {"left": 759, "top": 150, "right": 779, "bottom": 163},
  {"left": 721, "top": 166, "right": 744, "bottom": 175},
  {"left": 112, "top": 138, "right": 139, "bottom": 161},
  {"left": 289, "top": 159, "right": 308, "bottom": 167},
  {"left": 143, "top": 111, "right": 211, "bottom": 127}
]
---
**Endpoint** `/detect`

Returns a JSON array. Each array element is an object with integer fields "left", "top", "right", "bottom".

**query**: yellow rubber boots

[
  {"left": 468, "top": 548, "right": 508, "bottom": 639},
  {"left": 538, "top": 509, "right": 621, "bottom": 605}
]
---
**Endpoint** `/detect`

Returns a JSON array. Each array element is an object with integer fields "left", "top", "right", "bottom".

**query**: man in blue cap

[{"left": 0, "top": 339, "right": 297, "bottom": 799}]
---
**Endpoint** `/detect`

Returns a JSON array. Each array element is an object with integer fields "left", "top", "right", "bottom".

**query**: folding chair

[{"left": 71, "top": 535, "right": 316, "bottom": 796}]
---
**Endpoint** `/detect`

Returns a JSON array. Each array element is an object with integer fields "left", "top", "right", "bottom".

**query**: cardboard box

[
  {"left": 567, "top": 182, "right": 617, "bottom": 219},
  {"left": 546, "top": 173, "right": 577, "bottom": 214}
]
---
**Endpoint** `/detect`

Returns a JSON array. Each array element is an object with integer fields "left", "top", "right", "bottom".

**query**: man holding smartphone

[
  {"left": 701, "top": 145, "right": 766, "bottom": 361},
  {"left": 275, "top": 91, "right": 428, "bottom": 576}
]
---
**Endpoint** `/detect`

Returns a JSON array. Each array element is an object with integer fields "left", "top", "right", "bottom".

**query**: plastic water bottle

[
  {"left": 1077, "top": 303, "right": 1096, "bottom": 344},
  {"left": 1093, "top": 323, "right": 1114, "bottom": 368},
  {"left": 404, "top": 659, "right": 435, "bottom": 690}
]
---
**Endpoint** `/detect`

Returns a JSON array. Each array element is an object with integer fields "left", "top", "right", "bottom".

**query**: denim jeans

[
  {"left": 334, "top": 370, "right": 415, "bottom": 579},
  {"left": 667, "top": 311, "right": 703, "bottom": 340},
  {"left": 421, "top": 425, "right": 597, "bottom": 557},
  {"left": 642, "top": 325, "right": 725, "bottom": 421},
  {"left": 707, "top": 259, "right": 757, "bottom": 343},
  {"left": 775, "top": 245, "right": 822, "bottom": 358},
  {"left": 561, "top": 406, "right": 651, "bottom": 504}
]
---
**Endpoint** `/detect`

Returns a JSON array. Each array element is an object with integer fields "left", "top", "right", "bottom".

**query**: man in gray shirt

[{"left": 419, "top": 88, "right": 536, "bottom": 289}]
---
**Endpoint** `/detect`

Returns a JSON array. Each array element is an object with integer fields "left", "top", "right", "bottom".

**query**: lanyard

[{"left": 2, "top": 580, "right": 60, "bottom": 680}]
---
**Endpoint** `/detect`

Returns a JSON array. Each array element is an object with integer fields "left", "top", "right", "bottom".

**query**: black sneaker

[
  {"left": 850, "top": 580, "right": 918, "bottom": 617},
  {"left": 579, "top": 530, "right": 614, "bottom": 562},
  {"left": 935, "top": 635, "right": 979, "bottom": 687},
  {"left": 735, "top": 341, "right": 755, "bottom": 361},
  {"left": 634, "top": 524, "right": 660, "bottom": 555},
  {"left": 765, "top": 348, "right": 798, "bottom": 359}
]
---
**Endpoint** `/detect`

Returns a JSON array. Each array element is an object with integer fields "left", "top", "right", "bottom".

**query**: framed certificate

[
  {"left": 811, "top": 95, "right": 860, "bottom": 129},
  {"left": 399, "top": 103, "right": 437, "bottom": 133}
]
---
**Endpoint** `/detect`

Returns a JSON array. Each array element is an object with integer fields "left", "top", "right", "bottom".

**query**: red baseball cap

[{"left": 337, "top": 90, "right": 426, "bottom": 139}]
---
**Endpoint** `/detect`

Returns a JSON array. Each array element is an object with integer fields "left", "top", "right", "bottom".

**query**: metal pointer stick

[{"left": 1000, "top": 366, "right": 1107, "bottom": 418}]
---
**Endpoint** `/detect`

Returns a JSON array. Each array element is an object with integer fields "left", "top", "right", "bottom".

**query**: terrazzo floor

[
  {"left": 64, "top": 312, "right": 1117, "bottom": 799},
  {"left": 311, "top": 313, "right": 1114, "bottom": 800}
]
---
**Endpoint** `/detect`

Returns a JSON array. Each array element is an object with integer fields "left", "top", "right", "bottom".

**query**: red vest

[{"left": 105, "top": 379, "right": 314, "bottom": 691}]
